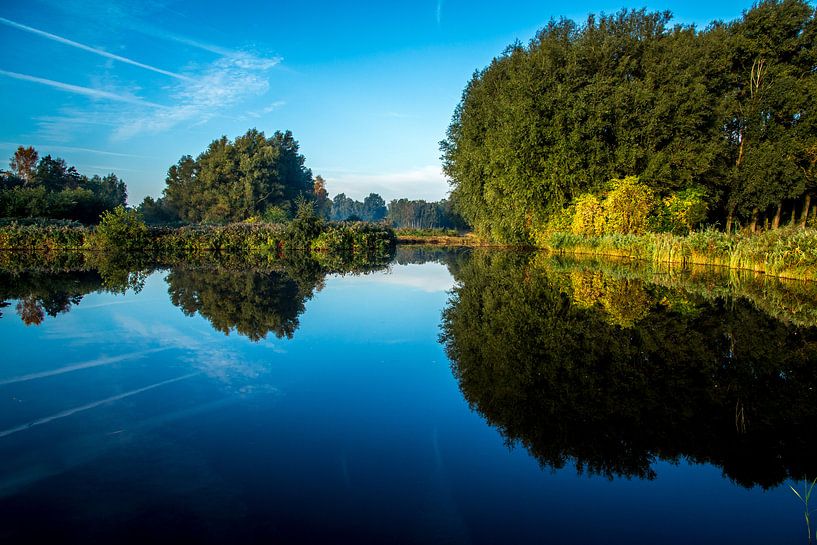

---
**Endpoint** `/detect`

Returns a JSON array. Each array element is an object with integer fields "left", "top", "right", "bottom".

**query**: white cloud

[
  {"left": 364, "top": 263, "right": 455, "bottom": 293},
  {"left": 321, "top": 165, "right": 450, "bottom": 201}
]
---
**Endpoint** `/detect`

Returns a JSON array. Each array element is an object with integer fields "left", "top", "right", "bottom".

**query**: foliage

[
  {"left": 92, "top": 206, "right": 150, "bottom": 253},
  {"left": 602, "top": 176, "right": 656, "bottom": 235},
  {"left": 441, "top": 3, "right": 817, "bottom": 242},
  {"left": 571, "top": 194, "right": 605, "bottom": 236},
  {"left": 287, "top": 198, "right": 325, "bottom": 249},
  {"left": 161, "top": 129, "right": 314, "bottom": 223},
  {"left": 313, "top": 175, "right": 332, "bottom": 219},
  {"left": 1, "top": 149, "right": 127, "bottom": 224},
  {"left": 652, "top": 186, "right": 709, "bottom": 234},
  {"left": 9, "top": 146, "right": 38, "bottom": 183}
]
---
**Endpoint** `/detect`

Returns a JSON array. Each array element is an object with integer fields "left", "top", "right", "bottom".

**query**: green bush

[
  {"left": 653, "top": 187, "right": 709, "bottom": 234},
  {"left": 92, "top": 206, "right": 150, "bottom": 252}
]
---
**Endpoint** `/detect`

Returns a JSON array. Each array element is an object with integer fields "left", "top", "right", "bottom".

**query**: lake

[{"left": 1, "top": 247, "right": 815, "bottom": 544}]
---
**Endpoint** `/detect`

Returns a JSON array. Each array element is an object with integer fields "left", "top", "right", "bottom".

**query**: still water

[{"left": 1, "top": 248, "right": 815, "bottom": 544}]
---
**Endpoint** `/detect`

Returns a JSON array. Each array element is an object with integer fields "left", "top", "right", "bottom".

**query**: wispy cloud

[
  {"left": 0, "top": 141, "right": 150, "bottom": 158},
  {"left": 436, "top": 0, "right": 443, "bottom": 25},
  {"left": 0, "top": 69, "right": 166, "bottom": 108},
  {"left": 0, "top": 16, "right": 192, "bottom": 81},
  {"left": 322, "top": 165, "right": 449, "bottom": 201},
  {"left": 112, "top": 52, "right": 280, "bottom": 140},
  {"left": 0, "top": 348, "right": 170, "bottom": 386},
  {"left": 245, "top": 100, "right": 286, "bottom": 119},
  {"left": 0, "top": 372, "right": 198, "bottom": 439}
]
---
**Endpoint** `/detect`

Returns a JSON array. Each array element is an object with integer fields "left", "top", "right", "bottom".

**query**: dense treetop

[
  {"left": 441, "top": 1, "right": 817, "bottom": 242},
  {"left": 148, "top": 129, "right": 315, "bottom": 224},
  {"left": 1, "top": 146, "right": 127, "bottom": 224}
]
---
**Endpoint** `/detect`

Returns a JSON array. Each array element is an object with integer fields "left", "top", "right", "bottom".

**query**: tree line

[
  {"left": 441, "top": 1, "right": 817, "bottom": 242},
  {"left": 2, "top": 129, "right": 463, "bottom": 230},
  {"left": 1, "top": 146, "right": 126, "bottom": 224}
]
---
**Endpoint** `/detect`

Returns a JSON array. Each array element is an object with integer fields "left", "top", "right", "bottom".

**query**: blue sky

[{"left": 0, "top": 0, "right": 756, "bottom": 205}]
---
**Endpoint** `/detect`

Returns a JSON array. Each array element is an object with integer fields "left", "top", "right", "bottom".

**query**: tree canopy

[
  {"left": 1, "top": 147, "right": 127, "bottom": 224},
  {"left": 154, "top": 129, "right": 315, "bottom": 224},
  {"left": 441, "top": 1, "right": 817, "bottom": 242}
]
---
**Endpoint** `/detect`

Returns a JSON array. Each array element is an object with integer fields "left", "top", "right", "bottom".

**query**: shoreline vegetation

[
  {"left": 393, "top": 226, "right": 817, "bottom": 282},
  {"left": 540, "top": 227, "right": 817, "bottom": 282},
  {"left": 0, "top": 205, "right": 396, "bottom": 266}
]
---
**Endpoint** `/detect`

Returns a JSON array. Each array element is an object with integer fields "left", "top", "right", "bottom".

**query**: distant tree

[
  {"left": 387, "top": 198, "right": 466, "bottom": 229},
  {"left": 1, "top": 149, "right": 129, "bottom": 223},
  {"left": 9, "top": 146, "right": 38, "bottom": 184},
  {"left": 313, "top": 175, "right": 332, "bottom": 219},
  {"left": 329, "top": 192, "right": 387, "bottom": 222},
  {"left": 330, "top": 193, "right": 358, "bottom": 221},
  {"left": 362, "top": 193, "right": 387, "bottom": 221}
]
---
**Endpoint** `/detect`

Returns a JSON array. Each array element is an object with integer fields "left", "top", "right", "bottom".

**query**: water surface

[{"left": 1, "top": 248, "right": 816, "bottom": 544}]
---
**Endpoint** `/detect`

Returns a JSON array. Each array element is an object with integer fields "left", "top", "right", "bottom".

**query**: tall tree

[{"left": 9, "top": 146, "right": 38, "bottom": 184}]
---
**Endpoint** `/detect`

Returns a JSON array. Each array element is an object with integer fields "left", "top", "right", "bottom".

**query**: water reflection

[
  {"left": 0, "top": 250, "right": 393, "bottom": 340},
  {"left": 3, "top": 248, "right": 817, "bottom": 492},
  {"left": 441, "top": 251, "right": 817, "bottom": 489}
]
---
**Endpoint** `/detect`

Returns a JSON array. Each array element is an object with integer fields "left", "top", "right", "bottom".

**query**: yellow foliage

[
  {"left": 572, "top": 194, "right": 606, "bottom": 236},
  {"left": 603, "top": 176, "right": 655, "bottom": 235}
]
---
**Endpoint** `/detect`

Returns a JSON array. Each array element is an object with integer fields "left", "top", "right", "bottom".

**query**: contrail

[
  {"left": 0, "top": 69, "right": 166, "bottom": 108},
  {"left": 0, "top": 348, "right": 171, "bottom": 386},
  {"left": 0, "top": 373, "right": 199, "bottom": 439},
  {"left": 0, "top": 16, "right": 193, "bottom": 81}
]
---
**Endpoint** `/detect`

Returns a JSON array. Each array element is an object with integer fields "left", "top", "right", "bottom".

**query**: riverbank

[
  {"left": 538, "top": 227, "right": 817, "bottom": 282},
  {"left": 0, "top": 219, "right": 396, "bottom": 262}
]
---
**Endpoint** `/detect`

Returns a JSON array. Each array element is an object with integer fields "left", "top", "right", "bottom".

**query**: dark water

[{"left": 1, "top": 248, "right": 816, "bottom": 544}]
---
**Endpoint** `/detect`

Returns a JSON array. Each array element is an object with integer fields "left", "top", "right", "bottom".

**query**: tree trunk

[
  {"left": 725, "top": 210, "right": 734, "bottom": 233},
  {"left": 801, "top": 194, "right": 812, "bottom": 228},
  {"left": 790, "top": 205, "right": 797, "bottom": 226},
  {"left": 749, "top": 207, "right": 759, "bottom": 232},
  {"left": 772, "top": 203, "right": 782, "bottom": 229}
]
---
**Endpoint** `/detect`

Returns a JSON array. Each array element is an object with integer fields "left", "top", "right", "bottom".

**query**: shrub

[
  {"left": 603, "top": 176, "right": 655, "bottom": 235},
  {"left": 653, "top": 187, "right": 709, "bottom": 234},
  {"left": 93, "top": 206, "right": 150, "bottom": 253},
  {"left": 572, "top": 194, "right": 606, "bottom": 236}
]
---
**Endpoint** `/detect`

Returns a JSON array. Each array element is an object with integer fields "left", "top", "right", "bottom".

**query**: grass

[
  {"left": 540, "top": 227, "right": 817, "bottom": 281},
  {"left": 395, "top": 228, "right": 497, "bottom": 246},
  {"left": 790, "top": 477, "right": 817, "bottom": 543}
]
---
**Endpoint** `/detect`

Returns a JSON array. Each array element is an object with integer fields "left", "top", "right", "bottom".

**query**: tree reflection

[
  {"left": 441, "top": 251, "right": 817, "bottom": 488},
  {"left": 0, "top": 270, "right": 104, "bottom": 325},
  {"left": 166, "top": 266, "right": 315, "bottom": 341},
  {"left": 0, "top": 250, "right": 393, "bottom": 338}
]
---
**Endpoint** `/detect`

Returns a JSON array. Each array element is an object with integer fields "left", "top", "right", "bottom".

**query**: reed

[{"left": 541, "top": 227, "right": 817, "bottom": 281}]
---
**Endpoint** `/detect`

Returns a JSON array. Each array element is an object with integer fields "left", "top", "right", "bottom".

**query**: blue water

[{"left": 0, "top": 254, "right": 810, "bottom": 544}]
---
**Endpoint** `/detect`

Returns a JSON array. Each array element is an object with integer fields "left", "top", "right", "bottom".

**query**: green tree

[{"left": 162, "top": 129, "right": 314, "bottom": 223}]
